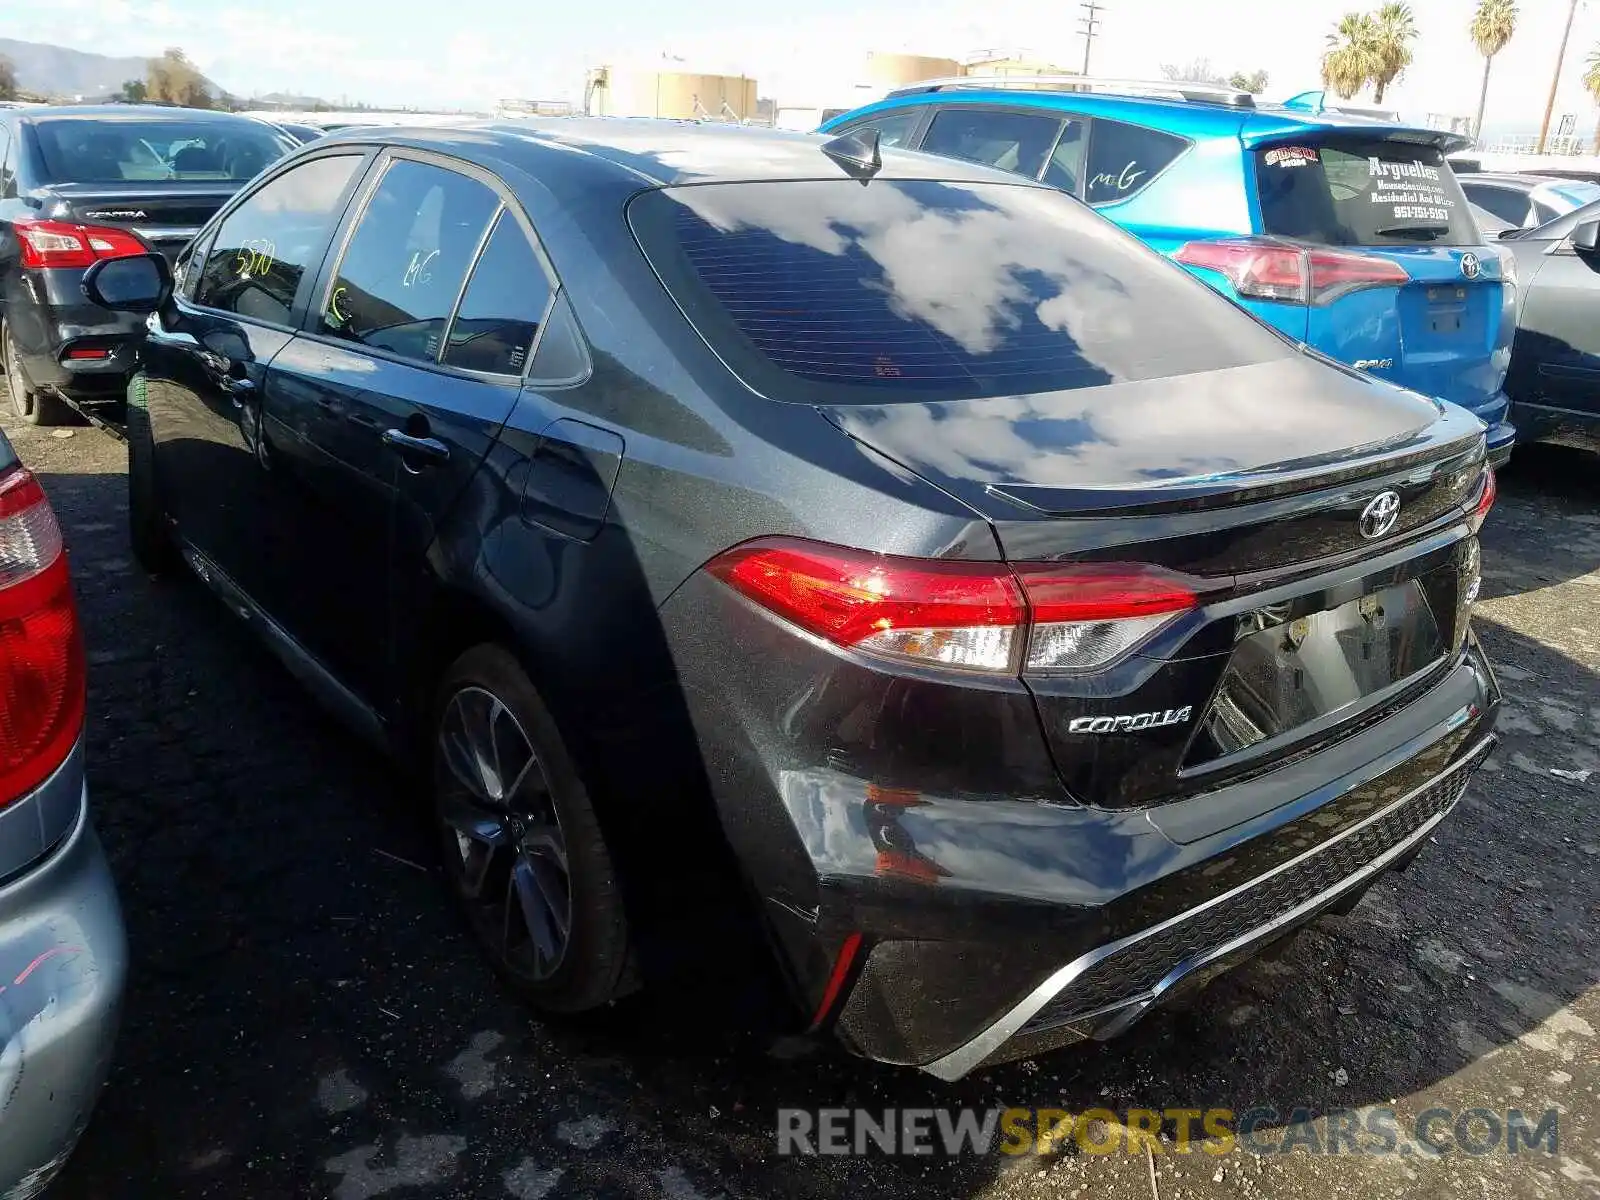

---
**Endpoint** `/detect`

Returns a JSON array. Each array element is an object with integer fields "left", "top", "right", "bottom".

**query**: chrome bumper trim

[{"left": 921, "top": 734, "right": 1496, "bottom": 1081}]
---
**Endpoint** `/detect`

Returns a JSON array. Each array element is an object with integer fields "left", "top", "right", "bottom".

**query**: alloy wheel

[{"left": 436, "top": 685, "right": 573, "bottom": 983}]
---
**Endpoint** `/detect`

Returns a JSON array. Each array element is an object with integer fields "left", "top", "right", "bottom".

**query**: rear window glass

[
  {"left": 32, "top": 118, "right": 293, "bottom": 184},
  {"left": 1256, "top": 139, "right": 1478, "bottom": 247},
  {"left": 629, "top": 179, "right": 1289, "bottom": 404}
]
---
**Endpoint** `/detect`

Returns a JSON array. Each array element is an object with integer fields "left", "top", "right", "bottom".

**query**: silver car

[{"left": 0, "top": 426, "right": 126, "bottom": 1198}]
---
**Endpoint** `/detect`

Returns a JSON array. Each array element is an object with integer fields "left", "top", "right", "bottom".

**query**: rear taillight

[
  {"left": 1468, "top": 467, "right": 1496, "bottom": 533},
  {"left": 15, "top": 218, "right": 148, "bottom": 270},
  {"left": 0, "top": 467, "right": 84, "bottom": 805},
  {"left": 707, "top": 539, "right": 1197, "bottom": 675},
  {"left": 1175, "top": 237, "right": 1410, "bottom": 306}
]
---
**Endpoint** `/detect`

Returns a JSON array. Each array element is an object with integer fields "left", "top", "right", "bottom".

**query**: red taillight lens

[
  {"left": 1468, "top": 467, "right": 1496, "bottom": 532},
  {"left": 708, "top": 539, "right": 1026, "bottom": 672},
  {"left": 707, "top": 539, "right": 1198, "bottom": 675},
  {"left": 1175, "top": 237, "right": 1409, "bottom": 306},
  {"left": 0, "top": 468, "right": 84, "bottom": 805},
  {"left": 15, "top": 218, "right": 148, "bottom": 270}
]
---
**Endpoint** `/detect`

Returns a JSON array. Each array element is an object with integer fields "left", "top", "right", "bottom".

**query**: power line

[{"left": 1078, "top": 1, "right": 1105, "bottom": 76}]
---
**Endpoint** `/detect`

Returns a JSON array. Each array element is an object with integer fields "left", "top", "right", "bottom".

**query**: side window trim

[
  {"left": 831, "top": 105, "right": 934, "bottom": 151},
  {"left": 436, "top": 201, "right": 508, "bottom": 367},
  {"left": 184, "top": 147, "right": 379, "bottom": 334},
  {"left": 301, "top": 145, "right": 573, "bottom": 384}
]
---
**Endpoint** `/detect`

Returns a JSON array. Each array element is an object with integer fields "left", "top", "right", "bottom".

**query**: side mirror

[
  {"left": 82, "top": 253, "right": 173, "bottom": 313},
  {"left": 1573, "top": 220, "right": 1599, "bottom": 256}
]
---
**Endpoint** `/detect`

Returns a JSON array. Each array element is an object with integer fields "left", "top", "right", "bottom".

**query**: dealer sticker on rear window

[
  {"left": 1263, "top": 146, "right": 1319, "bottom": 169},
  {"left": 1367, "top": 157, "right": 1455, "bottom": 223}
]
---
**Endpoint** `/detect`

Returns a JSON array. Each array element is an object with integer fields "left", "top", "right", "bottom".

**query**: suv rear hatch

[
  {"left": 629, "top": 171, "right": 1492, "bottom": 819},
  {"left": 1241, "top": 132, "right": 1512, "bottom": 416}
]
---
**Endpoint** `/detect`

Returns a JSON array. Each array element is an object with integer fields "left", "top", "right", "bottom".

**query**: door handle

[{"left": 382, "top": 427, "right": 450, "bottom": 465}]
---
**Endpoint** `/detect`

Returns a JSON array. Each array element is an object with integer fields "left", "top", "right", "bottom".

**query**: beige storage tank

[
  {"left": 592, "top": 69, "right": 758, "bottom": 120},
  {"left": 965, "top": 56, "right": 1072, "bottom": 78},
  {"left": 865, "top": 53, "right": 963, "bottom": 88}
]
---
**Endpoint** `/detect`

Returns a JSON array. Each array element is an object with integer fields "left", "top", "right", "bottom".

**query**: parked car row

[
  {"left": 0, "top": 86, "right": 1529, "bottom": 1192},
  {"left": 821, "top": 75, "right": 1600, "bottom": 458}
]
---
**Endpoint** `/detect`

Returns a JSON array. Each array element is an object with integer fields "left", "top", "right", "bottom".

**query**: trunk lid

[
  {"left": 46, "top": 182, "right": 238, "bottom": 260},
  {"left": 823, "top": 356, "right": 1488, "bottom": 810}
]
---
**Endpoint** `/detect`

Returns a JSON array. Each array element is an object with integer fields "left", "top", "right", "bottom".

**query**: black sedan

[
  {"left": 0, "top": 105, "right": 294, "bottom": 426},
  {"left": 1499, "top": 199, "right": 1600, "bottom": 452},
  {"left": 85, "top": 119, "right": 1499, "bottom": 1077}
]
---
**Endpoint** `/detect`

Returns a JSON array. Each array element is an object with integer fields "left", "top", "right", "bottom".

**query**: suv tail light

[
  {"left": 0, "top": 467, "right": 84, "bottom": 806},
  {"left": 15, "top": 218, "right": 148, "bottom": 270},
  {"left": 1175, "top": 237, "right": 1410, "bottom": 306},
  {"left": 707, "top": 539, "right": 1197, "bottom": 675}
]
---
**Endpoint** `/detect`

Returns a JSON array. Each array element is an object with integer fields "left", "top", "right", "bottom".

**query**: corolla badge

[
  {"left": 1460, "top": 252, "right": 1482, "bottom": 280},
  {"left": 1068, "top": 707, "right": 1192, "bottom": 734},
  {"left": 1359, "top": 490, "right": 1403, "bottom": 540}
]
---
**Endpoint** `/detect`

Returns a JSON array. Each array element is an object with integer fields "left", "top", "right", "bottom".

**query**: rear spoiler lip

[
  {"left": 1240, "top": 125, "right": 1473, "bottom": 156},
  {"left": 984, "top": 412, "right": 1488, "bottom": 519}
]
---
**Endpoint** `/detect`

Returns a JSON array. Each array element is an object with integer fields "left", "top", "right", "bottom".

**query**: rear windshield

[
  {"left": 32, "top": 118, "right": 292, "bottom": 184},
  {"left": 629, "top": 179, "right": 1289, "bottom": 404},
  {"left": 1255, "top": 139, "right": 1479, "bottom": 247}
]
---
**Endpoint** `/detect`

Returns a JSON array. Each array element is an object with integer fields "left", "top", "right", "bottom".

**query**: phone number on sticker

[{"left": 1389, "top": 205, "right": 1450, "bottom": 221}]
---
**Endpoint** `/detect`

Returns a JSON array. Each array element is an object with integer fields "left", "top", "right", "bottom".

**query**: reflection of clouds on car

[{"left": 672, "top": 180, "right": 1156, "bottom": 375}]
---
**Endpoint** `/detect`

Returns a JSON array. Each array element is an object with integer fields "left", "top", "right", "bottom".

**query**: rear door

[
  {"left": 1253, "top": 137, "right": 1510, "bottom": 416},
  {"left": 258, "top": 151, "right": 535, "bottom": 709}
]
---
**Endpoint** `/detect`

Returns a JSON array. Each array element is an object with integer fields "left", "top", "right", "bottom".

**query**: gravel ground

[{"left": 3, "top": 400, "right": 1596, "bottom": 1200}]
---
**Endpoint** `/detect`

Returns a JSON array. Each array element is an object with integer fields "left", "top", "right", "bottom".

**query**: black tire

[
  {"left": 432, "top": 644, "right": 635, "bottom": 1013},
  {"left": 2, "top": 319, "right": 73, "bottom": 427},
  {"left": 125, "top": 374, "right": 180, "bottom": 576}
]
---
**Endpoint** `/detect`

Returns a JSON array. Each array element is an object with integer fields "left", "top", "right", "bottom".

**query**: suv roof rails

[{"left": 884, "top": 74, "right": 1257, "bottom": 109}]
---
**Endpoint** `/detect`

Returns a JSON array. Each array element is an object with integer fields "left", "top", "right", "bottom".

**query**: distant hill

[{"left": 0, "top": 37, "right": 218, "bottom": 101}]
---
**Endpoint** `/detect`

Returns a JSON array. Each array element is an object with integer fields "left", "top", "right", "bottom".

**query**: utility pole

[
  {"left": 1079, "top": 1, "right": 1104, "bottom": 76},
  {"left": 1536, "top": 0, "right": 1579, "bottom": 154}
]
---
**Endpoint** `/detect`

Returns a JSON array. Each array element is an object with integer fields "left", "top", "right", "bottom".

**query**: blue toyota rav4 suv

[{"left": 822, "top": 78, "right": 1517, "bottom": 465}]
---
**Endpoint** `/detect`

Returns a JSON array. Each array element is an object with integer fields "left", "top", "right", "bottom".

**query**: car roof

[
  {"left": 18, "top": 104, "right": 266, "bottom": 124},
  {"left": 314, "top": 117, "right": 1049, "bottom": 189},
  {"left": 841, "top": 87, "right": 1468, "bottom": 152}
]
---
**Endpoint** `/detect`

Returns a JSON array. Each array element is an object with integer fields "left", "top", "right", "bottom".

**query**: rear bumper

[
  {"left": 922, "top": 731, "right": 1493, "bottom": 1078},
  {"left": 0, "top": 790, "right": 127, "bottom": 1199},
  {"left": 668, "top": 566, "right": 1500, "bottom": 1074},
  {"left": 4, "top": 268, "right": 144, "bottom": 403},
  {"left": 1483, "top": 417, "right": 1516, "bottom": 468}
]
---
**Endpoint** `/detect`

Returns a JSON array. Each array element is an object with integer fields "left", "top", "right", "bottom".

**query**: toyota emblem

[
  {"left": 1359, "top": 491, "right": 1402, "bottom": 540},
  {"left": 1460, "top": 252, "right": 1482, "bottom": 280}
]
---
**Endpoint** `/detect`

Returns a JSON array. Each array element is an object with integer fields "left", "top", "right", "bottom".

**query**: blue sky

[{"left": 9, "top": 0, "right": 1600, "bottom": 135}]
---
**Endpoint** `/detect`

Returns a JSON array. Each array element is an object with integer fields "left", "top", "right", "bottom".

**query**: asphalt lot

[{"left": 3, "top": 396, "right": 1596, "bottom": 1200}]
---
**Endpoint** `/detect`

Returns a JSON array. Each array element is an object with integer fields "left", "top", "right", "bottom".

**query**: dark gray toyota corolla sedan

[{"left": 85, "top": 118, "right": 1499, "bottom": 1079}]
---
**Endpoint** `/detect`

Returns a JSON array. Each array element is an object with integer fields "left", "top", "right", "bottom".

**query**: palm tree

[
  {"left": 1323, "top": 12, "right": 1377, "bottom": 100},
  {"left": 1585, "top": 45, "right": 1600, "bottom": 154},
  {"left": 1470, "top": 0, "right": 1518, "bottom": 142},
  {"left": 1369, "top": 3, "right": 1418, "bottom": 104}
]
